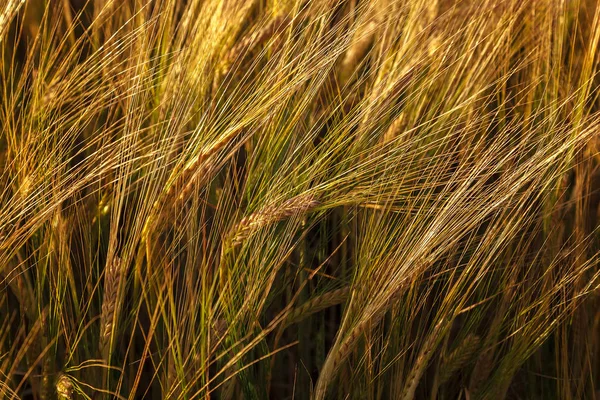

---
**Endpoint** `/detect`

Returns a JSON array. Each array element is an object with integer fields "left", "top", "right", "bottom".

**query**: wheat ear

[
  {"left": 217, "top": 15, "right": 290, "bottom": 87},
  {"left": 100, "top": 256, "right": 122, "bottom": 358},
  {"left": 382, "top": 113, "right": 406, "bottom": 143},
  {"left": 314, "top": 285, "right": 412, "bottom": 399},
  {"left": 401, "top": 318, "right": 447, "bottom": 400},
  {"left": 0, "top": 0, "right": 25, "bottom": 41},
  {"left": 142, "top": 125, "right": 244, "bottom": 239},
  {"left": 284, "top": 287, "right": 350, "bottom": 328},
  {"left": 338, "top": 20, "right": 378, "bottom": 85},
  {"left": 228, "top": 193, "right": 320, "bottom": 246},
  {"left": 438, "top": 334, "right": 481, "bottom": 385}
]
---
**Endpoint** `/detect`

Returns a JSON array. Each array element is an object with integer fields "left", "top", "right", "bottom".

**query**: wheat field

[{"left": 0, "top": 0, "right": 599, "bottom": 399}]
